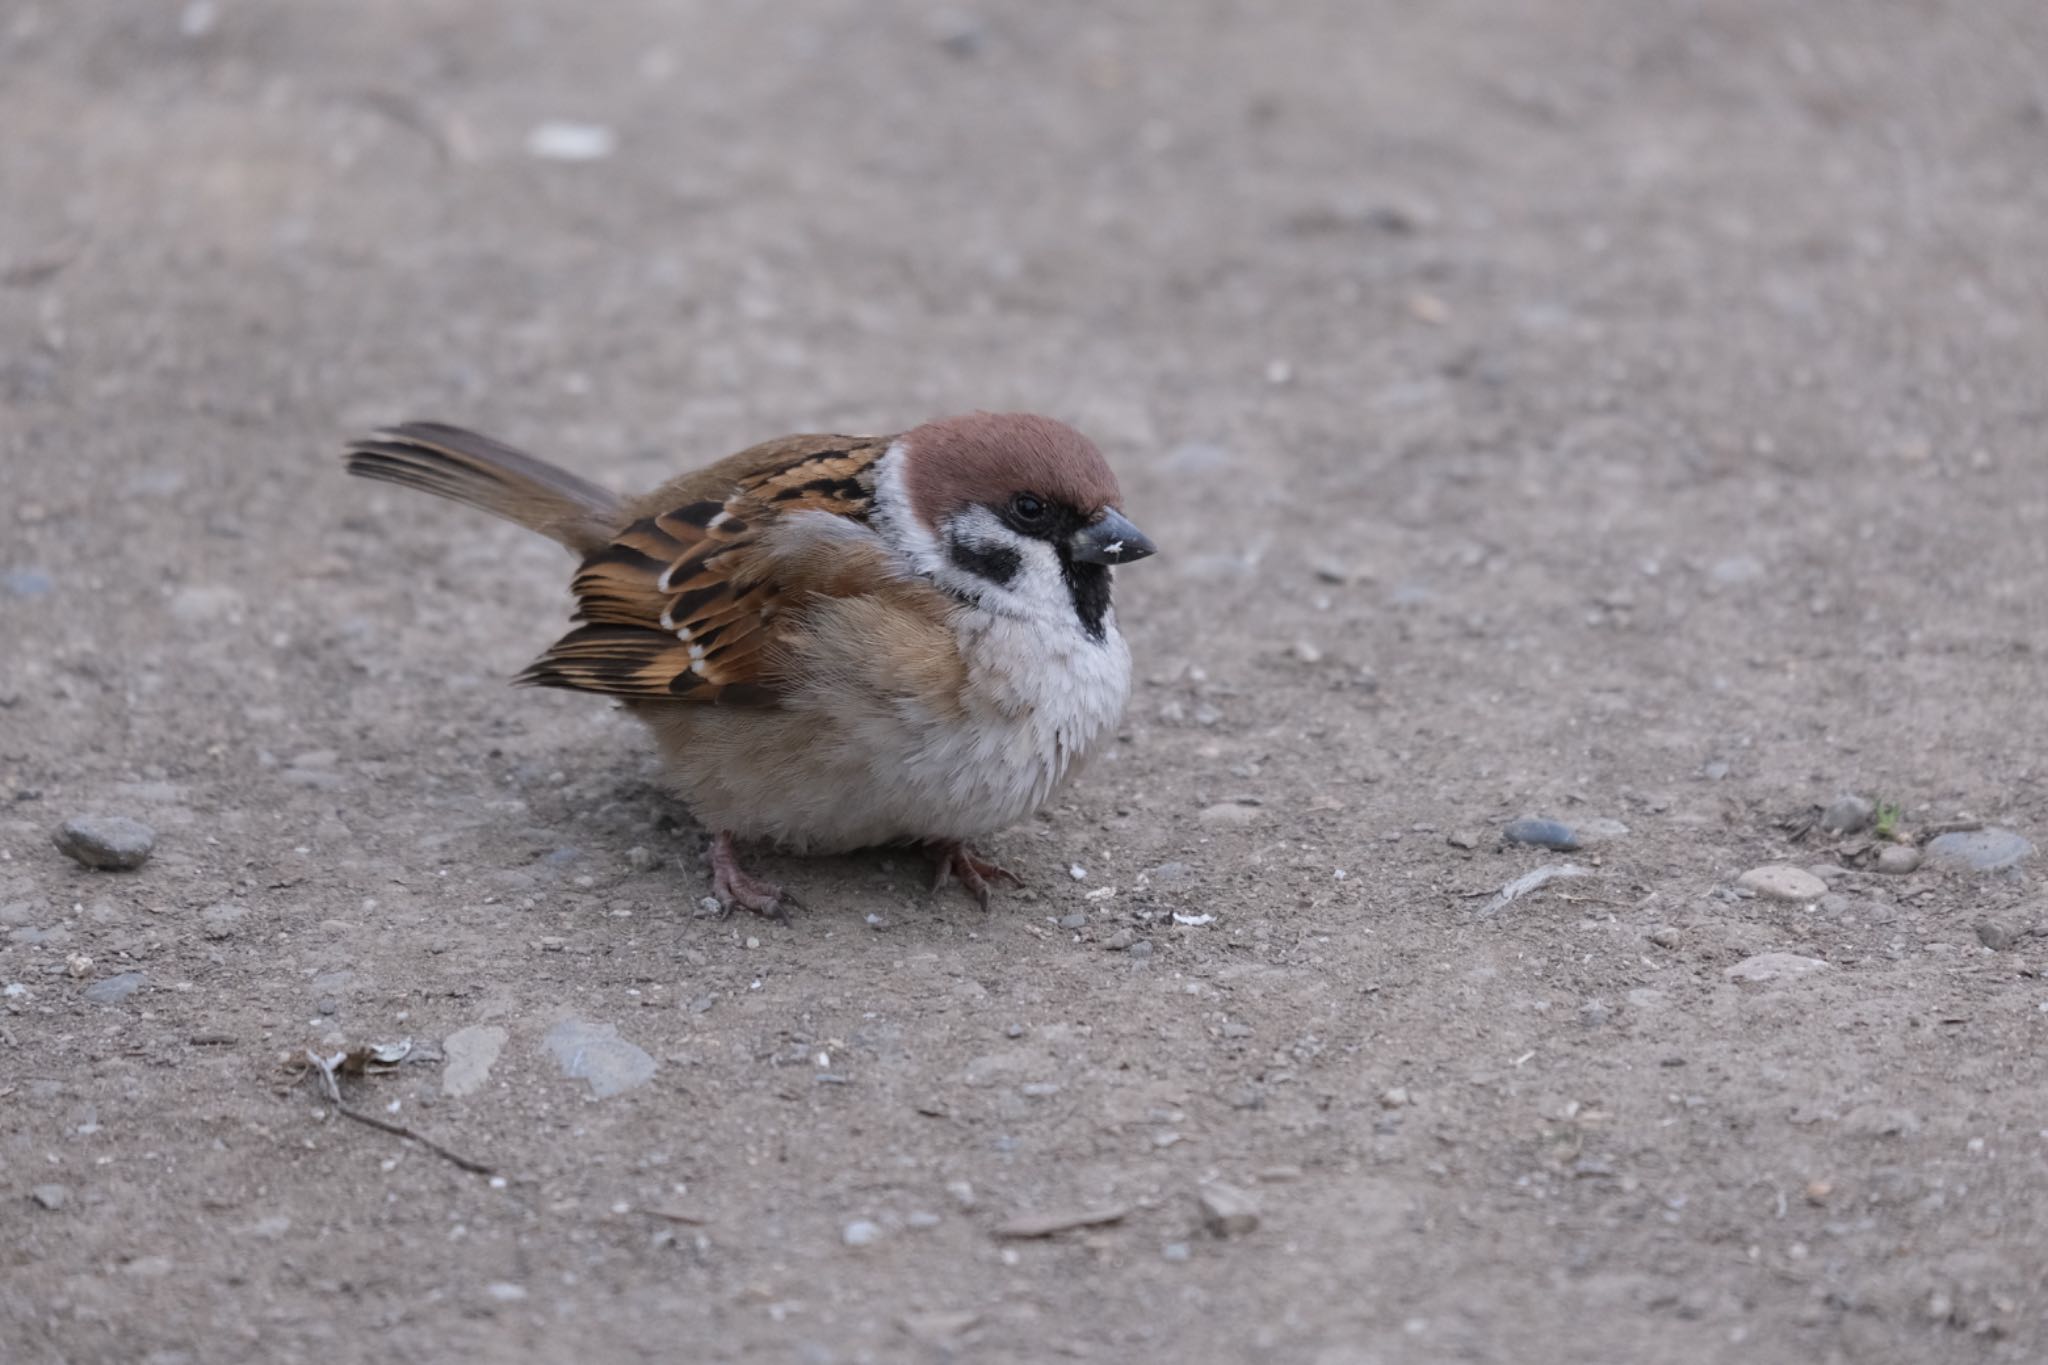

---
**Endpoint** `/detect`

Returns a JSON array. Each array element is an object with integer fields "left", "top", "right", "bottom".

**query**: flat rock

[
  {"left": 1198, "top": 802, "right": 1261, "bottom": 827},
  {"left": 1737, "top": 865, "right": 1827, "bottom": 902},
  {"left": 1925, "top": 829, "right": 2034, "bottom": 873},
  {"left": 1725, "top": 953, "right": 1831, "bottom": 984},
  {"left": 544, "top": 1017, "right": 656, "bottom": 1099},
  {"left": 442, "top": 1024, "right": 509, "bottom": 1098},
  {"left": 52, "top": 816, "right": 156, "bottom": 871},
  {"left": 83, "top": 972, "right": 146, "bottom": 1004},
  {"left": 31, "top": 1183, "right": 70, "bottom": 1211},
  {"left": 1875, "top": 844, "right": 1922, "bottom": 875},
  {"left": 1503, "top": 818, "right": 1579, "bottom": 851},
  {"left": 1198, "top": 1182, "right": 1261, "bottom": 1236}
]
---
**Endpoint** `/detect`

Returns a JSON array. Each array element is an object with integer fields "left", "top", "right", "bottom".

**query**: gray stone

[
  {"left": 1925, "top": 829, "right": 2034, "bottom": 873},
  {"left": 1576, "top": 818, "right": 1631, "bottom": 846},
  {"left": 1145, "top": 862, "right": 1192, "bottom": 886},
  {"left": 199, "top": 903, "right": 248, "bottom": 940},
  {"left": 1976, "top": 921, "right": 2022, "bottom": 952},
  {"left": 1844, "top": 1105, "right": 1921, "bottom": 1138},
  {"left": 1875, "top": 845, "right": 1922, "bottom": 875},
  {"left": 842, "top": 1219, "right": 883, "bottom": 1247},
  {"left": 1446, "top": 831, "right": 1480, "bottom": 851},
  {"left": 1198, "top": 1182, "right": 1261, "bottom": 1237},
  {"left": 1648, "top": 926, "right": 1682, "bottom": 949},
  {"left": 2, "top": 568, "right": 54, "bottom": 598},
  {"left": 1725, "top": 953, "right": 1830, "bottom": 984},
  {"left": 544, "top": 1017, "right": 656, "bottom": 1098},
  {"left": 1103, "top": 928, "right": 1137, "bottom": 951},
  {"left": 31, "top": 1183, "right": 69, "bottom": 1211},
  {"left": 1820, "top": 796, "right": 1876, "bottom": 834},
  {"left": 442, "top": 1024, "right": 509, "bottom": 1097},
  {"left": 1503, "top": 818, "right": 1579, "bottom": 851},
  {"left": 1737, "top": 865, "right": 1828, "bottom": 903},
  {"left": 52, "top": 816, "right": 156, "bottom": 871},
  {"left": 1198, "top": 802, "right": 1261, "bottom": 827},
  {"left": 83, "top": 972, "right": 146, "bottom": 1004}
]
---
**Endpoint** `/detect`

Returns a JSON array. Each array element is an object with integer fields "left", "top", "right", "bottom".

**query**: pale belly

[{"left": 634, "top": 615, "right": 1131, "bottom": 853}]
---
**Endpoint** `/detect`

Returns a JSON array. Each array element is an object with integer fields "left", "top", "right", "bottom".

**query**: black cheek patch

[
  {"left": 1060, "top": 556, "right": 1112, "bottom": 643},
  {"left": 948, "top": 538, "right": 1022, "bottom": 588}
]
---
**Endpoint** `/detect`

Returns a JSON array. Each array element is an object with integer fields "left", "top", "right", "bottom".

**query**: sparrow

[{"left": 342, "top": 413, "right": 1156, "bottom": 918}]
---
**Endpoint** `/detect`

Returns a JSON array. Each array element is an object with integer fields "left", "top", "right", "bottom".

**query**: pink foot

[
  {"left": 926, "top": 841, "right": 1025, "bottom": 911},
  {"left": 709, "top": 830, "right": 795, "bottom": 922}
]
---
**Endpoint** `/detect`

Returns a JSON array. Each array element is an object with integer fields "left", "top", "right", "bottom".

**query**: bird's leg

[
  {"left": 709, "top": 830, "right": 794, "bottom": 922},
  {"left": 925, "top": 840, "right": 1025, "bottom": 911}
]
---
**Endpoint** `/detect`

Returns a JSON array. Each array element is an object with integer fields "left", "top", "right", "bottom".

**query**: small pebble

[
  {"left": 1575, "top": 818, "right": 1631, "bottom": 846},
  {"left": 1378, "top": 1086, "right": 1410, "bottom": 1109},
  {"left": 1103, "top": 928, "right": 1137, "bottom": 951},
  {"left": 1875, "top": 845, "right": 1922, "bottom": 875},
  {"left": 1503, "top": 819, "right": 1579, "bottom": 851},
  {"left": 82, "top": 972, "right": 145, "bottom": 1005},
  {"left": 1925, "top": 829, "right": 2034, "bottom": 873},
  {"left": 52, "top": 816, "right": 157, "bottom": 871},
  {"left": 526, "top": 120, "right": 616, "bottom": 161},
  {"left": 1162, "top": 1241, "right": 1192, "bottom": 1262},
  {"left": 1819, "top": 796, "right": 1876, "bottom": 834},
  {"left": 1057, "top": 913, "right": 1088, "bottom": 930},
  {"left": 1725, "top": 953, "right": 1831, "bottom": 984},
  {"left": 1648, "top": 926, "right": 1682, "bottom": 949},
  {"left": 1975, "top": 921, "right": 2022, "bottom": 952},
  {"left": 1446, "top": 831, "right": 1480, "bottom": 851},
  {"left": 31, "top": 1183, "right": 69, "bottom": 1211},
  {"left": 842, "top": 1219, "right": 883, "bottom": 1248},
  {"left": 624, "top": 846, "right": 660, "bottom": 873},
  {"left": 199, "top": 903, "right": 248, "bottom": 940},
  {"left": 1736, "top": 865, "right": 1828, "bottom": 903},
  {"left": 1198, "top": 1183, "right": 1261, "bottom": 1237},
  {"left": 2, "top": 568, "right": 54, "bottom": 598},
  {"left": 543, "top": 1017, "right": 657, "bottom": 1099},
  {"left": 485, "top": 1282, "right": 528, "bottom": 1303},
  {"left": 1197, "top": 802, "right": 1261, "bottom": 827}
]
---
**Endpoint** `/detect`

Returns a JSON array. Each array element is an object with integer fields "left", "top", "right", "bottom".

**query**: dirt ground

[{"left": 5, "top": 1, "right": 2048, "bottom": 1361}]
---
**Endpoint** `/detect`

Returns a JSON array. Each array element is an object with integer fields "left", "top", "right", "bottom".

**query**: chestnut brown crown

[{"left": 900, "top": 412, "right": 1123, "bottom": 528}]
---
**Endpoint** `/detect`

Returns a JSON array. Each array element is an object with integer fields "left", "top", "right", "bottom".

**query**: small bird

[{"left": 343, "top": 413, "right": 1155, "bottom": 918}]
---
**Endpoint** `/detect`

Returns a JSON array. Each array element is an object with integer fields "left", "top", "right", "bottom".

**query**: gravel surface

[{"left": 4, "top": 3, "right": 2047, "bottom": 1363}]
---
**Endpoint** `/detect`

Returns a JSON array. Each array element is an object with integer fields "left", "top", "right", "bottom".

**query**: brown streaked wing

[{"left": 516, "top": 434, "right": 897, "bottom": 704}]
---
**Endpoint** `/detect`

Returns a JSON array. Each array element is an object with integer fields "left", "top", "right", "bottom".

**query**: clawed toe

[
  {"left": 710, "top": 830, "right": 795, "bottom": 922},
  {"left": 926, "top": 842, "right": 1025, "bottom": 910}
]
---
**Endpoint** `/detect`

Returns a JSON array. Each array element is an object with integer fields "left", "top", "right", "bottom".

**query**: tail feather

[{"left": 343, "top": 421, "right": 625, "bottom": 554}]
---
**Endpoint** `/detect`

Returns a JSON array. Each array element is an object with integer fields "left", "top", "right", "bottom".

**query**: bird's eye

[{"left": 1010, "top": 493, "right": 1047, "bottom": 522}]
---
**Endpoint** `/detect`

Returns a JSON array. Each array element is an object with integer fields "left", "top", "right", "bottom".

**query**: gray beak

[{"left": 1071, "top": 508, "right": 1157, "bottom": 565}]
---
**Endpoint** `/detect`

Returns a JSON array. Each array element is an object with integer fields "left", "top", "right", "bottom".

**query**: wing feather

[{"left": 518, "top": 434, "right": 909, "bottom": 704}]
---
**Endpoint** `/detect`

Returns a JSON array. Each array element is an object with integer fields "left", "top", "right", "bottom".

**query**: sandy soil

[{"left": 5, "top": 2, "right": 2048, "bottom": 1361}]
